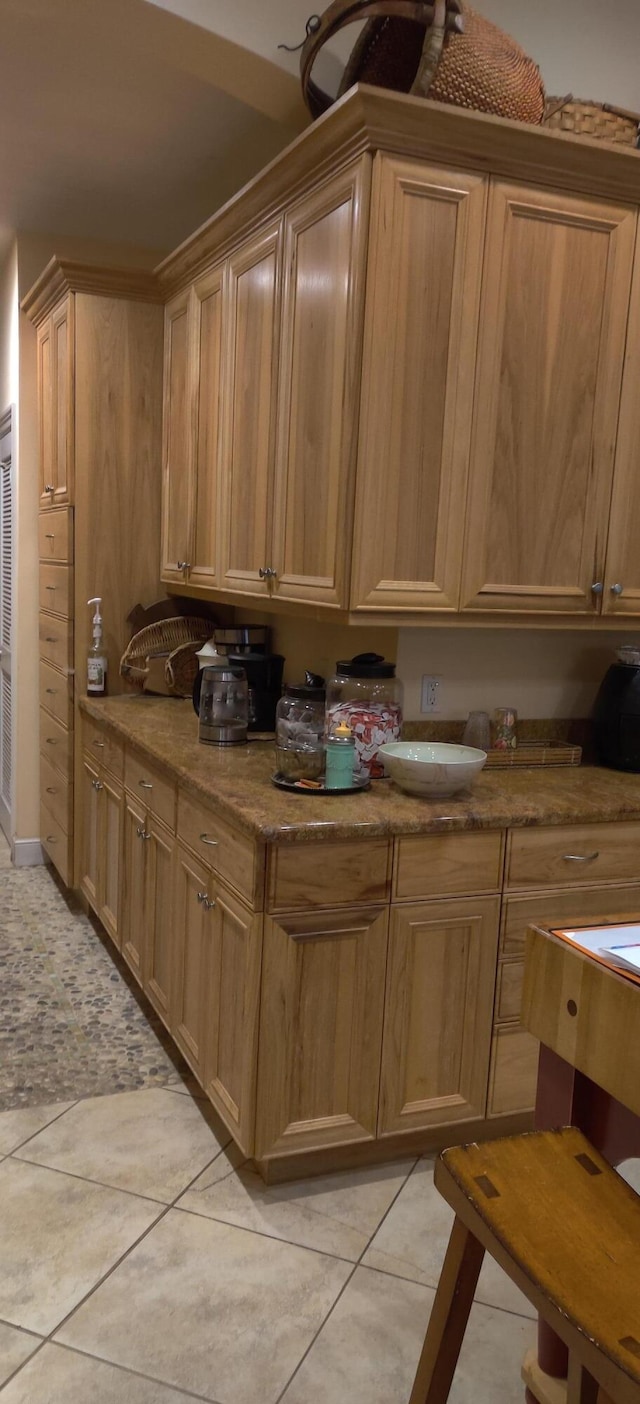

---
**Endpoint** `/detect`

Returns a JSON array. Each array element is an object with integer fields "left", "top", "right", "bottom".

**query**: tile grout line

[
  {"left": 272, "top": 1154, "right": 422, "bottom": 1404},
  {"left": 0, "top": 1098, "right": 82, "bottom": 1157},
  {"left": 0, "top": 1337, "right": 226, "bottom": 1404}
]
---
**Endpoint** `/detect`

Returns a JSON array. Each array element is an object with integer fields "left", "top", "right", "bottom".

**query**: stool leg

[
  {"left": 408, "top": 1217, "right": 485, "bottom": 1404},
  {"left": 566, "top": 1356, "right": 600, "bottom": 1404}
]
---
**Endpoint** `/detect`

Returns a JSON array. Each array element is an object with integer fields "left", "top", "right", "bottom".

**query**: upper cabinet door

[
  {"left": 603, "top": 224, "right": 640, "bottom": 617},
  {"left": 221, "top": 222, "right": 281, "bottom": 597},
  {"left": 461, "top": 181, "right": 636, "bottom": 615},
  {"left": 272, "top": 159, "right": 371, "bottom": 608},
  {"left": 39, "top": 298, "right": 74, "bottom": 506},
  {"left": 161, "top": 289, "right": 195, "bottom": 584},
  {"left": 351, "top": 156, "right": 487, "bottom": 612},
  {"left": 190, "top": 265, "right": 225, "bottom": 591}
]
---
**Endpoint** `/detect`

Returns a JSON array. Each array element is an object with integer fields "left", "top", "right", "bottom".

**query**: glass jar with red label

[{"left": 326, "top": 653, "right": 403, "bottom": 779}]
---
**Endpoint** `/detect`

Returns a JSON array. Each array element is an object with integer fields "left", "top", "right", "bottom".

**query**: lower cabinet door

[
  {"left": 121, "top": 796, "right": 148, "bottom": 983},
  {"left": 378, "top": 896, "right": 500, "bottom": 1136},
  {"left": 488, "top": 1025, "right": 539, "bottom": 1118},
  {"left": 144, "top": 816, "right": 175, "bottom": 1027},
  {"left": 203, "top": 882, "right": 263, "bottom": 1156},
  {"left": 80, "top": 757, "right": 100, "bottom": 912},
  {"left": 99, "top": 774, "right": 123, "bottom": 948},
  {"left": 172, "top": 845, "right": 212, "bottom": 1083},
  {"left": 256, "top": 905, "right": 389, "bottom": 1160}
]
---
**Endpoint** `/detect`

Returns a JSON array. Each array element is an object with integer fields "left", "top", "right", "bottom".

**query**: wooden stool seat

[{"left": 409, "top": 1127, "right": 640, "bottom": 1404}]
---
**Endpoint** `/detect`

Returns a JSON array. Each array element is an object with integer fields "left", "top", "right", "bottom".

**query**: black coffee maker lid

[
  {"left": 285, "top": 671, "right": 325, "bottom": 701},
  {"left": 336, "top": 652, "right": 396, "bottom": 678}
]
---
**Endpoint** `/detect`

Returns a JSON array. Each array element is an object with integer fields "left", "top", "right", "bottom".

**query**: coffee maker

[
  {"left": 593, "top": 644, "right": 640, "bottom": 771},
  {"left": 228, "top": 651, "right": 284, "bottom": 733}
]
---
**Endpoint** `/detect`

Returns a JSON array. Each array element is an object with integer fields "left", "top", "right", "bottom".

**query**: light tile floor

[{"left": 0, "top": 1085, "right": 537, "bottom": 1403}]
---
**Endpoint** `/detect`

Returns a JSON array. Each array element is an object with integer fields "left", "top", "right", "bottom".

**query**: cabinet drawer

[
  {"left": 177, "top": 790, "right": 262, "bottom": 908},
  {"left": 501, "top": 883, "right": 640, "bottom": 957},
  {"left": 506, "top": 822, "right": 640, "bottom": 889},
  {"left": 39, "top": 562, "right": 73, "bottom": 618},
  {"left": 83, "top": 716, "right": 124, "bottom": 781},
  {"left": 40, "top": 709, "right": 73, "bottom": 778},
  {"left": 488, "top": 1025, "right": 538, "bottom": 1117},
  {"left": 495, "top": 960, "right": 524, "bottom": 1023},
  {"left": 38, "top": 508, "right": 73, "bottom": 563},
  {"left": 40, "top": 803, "right": 72, "bottom": 887},
  {"left": 39, "top": 659, "right": 73, "bottom": 728},
  {"left": 40, "top": 752, "right": 73, "bottom": 835},
  {"left": 394, "top": 830, "right": 504, "bottom": 901},
  {"left": 39, "top": 611, "right": 73, "bottom": 671},
  {"left": 267, "top": 837, "right": 391, "bottom": 913},
  {"left": 125, "top": 749, "right": 176, "bottom": 831}
]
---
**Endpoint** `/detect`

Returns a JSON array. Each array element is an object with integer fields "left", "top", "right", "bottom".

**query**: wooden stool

[{"left": 409, "top": 1127, "right": 640, "bottom": 1404}]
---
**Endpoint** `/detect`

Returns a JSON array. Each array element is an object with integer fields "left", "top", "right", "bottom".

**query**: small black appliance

[
  {"left": 228, "top": 651, "right": 285, "bottom": 733},
  {"left": 593, "top": 644, "right": 640, "bottom": 772}
]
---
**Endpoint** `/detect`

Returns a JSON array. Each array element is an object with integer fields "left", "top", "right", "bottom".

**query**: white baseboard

[{"left": 12, "top": 838, "right": 45, "bottom": 867}]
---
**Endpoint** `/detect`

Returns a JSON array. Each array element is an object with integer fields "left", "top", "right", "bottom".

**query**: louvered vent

[
  {"left": 1, "top": 460, "right": 11, "bottom": 652},
  {"left": 0, "top": 672, "right": 10, "bottom": 809}
]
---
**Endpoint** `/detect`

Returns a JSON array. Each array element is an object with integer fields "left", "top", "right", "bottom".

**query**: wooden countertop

[{"left": 80, "top": 695, "right": 640, "bottom": 845}]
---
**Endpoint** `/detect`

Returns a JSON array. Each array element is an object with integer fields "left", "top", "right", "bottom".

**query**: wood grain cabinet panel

[
  {"left": 393, "top": 830, "right": 504, "bottom": 901},
  {"left": 172, "top": 846, "right": 211, "bottom": 1083},
  {"left": 351, "top": 155, "right": 487, "bottom": 612},
  {"left": 190, "top": 266, "right": 225, "bottom": 590},
  {"left": 144, "top": 816, "right": 175, "bottom": 1027},
  {"left": 40, "top": 752, "right": 72, "bottom": 836},
  {"left": 40, "top": 709, "right": 73, "bottom": 778},
  {"left": 177, "top": 789, "right": 262, "bottom": 908},
  {"left": 267, "top": 837, "right": 391, "bottom": 912},
  {"left": 221, "top": 222, "right": 281, "bottom": 596},
  {"left": 39, "top": 612, "right": 73, "bottom": 673},
  {"left": 40, "top": 804, "right": 71, "bottom": 886},
  {"left": 500, "top": 883, "right": 640, "bottom": 958},
  {"left": 38, "top": 507, "right": 73, "bottom": 562},
  {"left": 120, "top": 795, "right": 148, "bottom": 983},
  {"left": 161, "top": 289, "right": 195, "bottom": 583},
  {"left": 256, "top": 905, "right": 389, "bottom": 1159},
  {"left": 39, "top": 658, "right": 73, "bottom": 729},
  {"left": 39, "top": 563, "right": 72, "bottom": 618},
  {"left": 506, "top": 822, "right": 640, "bottom": 890},
  {"left": 378, "top": 896, "right": 500, "bottom": 1135},
  {"left": 37, "top": 297, "right": 74, "bottom": 506},
  {"left": 124, "top": 750, "right": 176, "bottom": 831},
  {"left": 461, "top": 181, "right": 636, "bottom": 615},
  {"left": 100, "top": 772, "right": 124, "bottom": 947},
  {"left": 603, "top": 221, "right": 640, "bottom": 617},
  {"left": 272, "top": 159, "right": 370, "bottom": 607},
  {"left": 204, "top": 882, "right": 263, "bottom": 1156},
  {"left": 80, "top": 757, "right": 100, "bottom": 910},
  {"left": 488, "top": 1025, "right": 539, "bottom": 1117}
]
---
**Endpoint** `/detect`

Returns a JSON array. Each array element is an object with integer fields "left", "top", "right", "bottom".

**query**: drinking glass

[{"left": 462, "top": 710, "right": 491, "bottom": 750}]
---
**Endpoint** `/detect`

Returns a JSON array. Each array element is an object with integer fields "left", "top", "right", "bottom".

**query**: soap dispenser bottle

[{"left": 87, "top": 597, "right": 107, "bottom": 696}]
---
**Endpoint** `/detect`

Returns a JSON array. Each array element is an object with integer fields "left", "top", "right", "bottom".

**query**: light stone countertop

[{"left": 80, "top": 695, "right": 640, "bottom": 845}]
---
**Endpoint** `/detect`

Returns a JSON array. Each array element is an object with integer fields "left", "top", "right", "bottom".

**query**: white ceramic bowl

[{"left": 378, "top": 741, "right": 487, "bottom": 798}]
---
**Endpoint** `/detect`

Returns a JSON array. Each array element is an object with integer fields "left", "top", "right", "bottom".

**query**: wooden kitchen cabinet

[
  {"left": 160, "top": 267, "right": 225, "bottom": 589},
  {"left": 271, "top": 159, "right": 370, "bottom": 608},
  {"left": 144, "top": 814, "right": 175, "bottom": 1026},
  {"left": 351, "top": 156, "right": 486, "bottom": 612},
  {"left": 461, "top": 180, "right": 636, "bottom": 615},
  {"left": 80, "top": 752, "right": 124, "bottom": 947},
  {"left": 172, "top": 845, "right": 212, "bottom": 1083},
  {"left": 203, "top": 880, "right": 263, "bottom": 1156},
  {"left": 378, "top": 896, "right": 500, "bottom": 1135},
  {"left": 121, "top": 794, "right": 148, "bottom": 983},
  {"left": 220, "top": 222, "right": 282, "bottom": 597},
  {"left": 602, "top": 221, "right": 640, "bottom": 617},
  {"left": 37, "top": 295, "right": 74, "bottom": 506},
  {"left": 256, "top": 904, "right": 389, "bottom": 1160}
]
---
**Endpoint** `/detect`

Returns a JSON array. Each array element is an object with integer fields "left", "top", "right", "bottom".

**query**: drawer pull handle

[
  {"left": 92, "top": 740, "right": 105, "bottom": 748},
  {"left": 45, "top": 636, "right": 58, "bottom": 643},
  {"left": 45, "top": 786, "right": 57, "bottom": 794},
  {"left": 138, "top": 780, "right": 153, "bottom": 790},
  {"left": 45, "top": 834, "right": 57, "bottom": 843},
  {"left": 45, "top": 584, "right": 56, "bottom": 591},
  {"left": 45, "top": 532, "right": 55, "bottom": 539},
  {"left": 562, "top": 852, "right": 600, "bottom": 863},
  {"left": 136, "top": 826, "right": 151, "bottom": 841},
  {"left": 45, "top": 687, "right": 57, "bottom": 694},
  {"left": 200, "top": 833, "right": 218, "bottom": 847},
  {"left": 45, "top": 737, "right": 57, "bottom": 745}
]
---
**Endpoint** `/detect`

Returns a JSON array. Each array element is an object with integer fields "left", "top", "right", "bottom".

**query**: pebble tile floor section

[{"left": 5, "top": 834, "right": 634, "bottom": 1403}]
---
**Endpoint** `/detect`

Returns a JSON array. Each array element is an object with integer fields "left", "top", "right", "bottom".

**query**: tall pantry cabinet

[{"left": 23, "top": 260, "right": 163, "bottom": 889}]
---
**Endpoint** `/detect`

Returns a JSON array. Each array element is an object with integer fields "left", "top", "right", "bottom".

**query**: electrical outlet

[{"left": 421, "top": 675, "right": 442, "bottom": 713}]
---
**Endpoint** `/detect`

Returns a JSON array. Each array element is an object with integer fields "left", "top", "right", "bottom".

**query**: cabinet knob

[
  {"left": 176, "top": 561, "right": 191, "bottom": 571},
  {"left": 203, "top": 896, "right": 216, "bottom": 911},
  {"left": 136, "top": 826, "right": 151, "bottom": 840},
  {"left": 45, "top": 737, "right": 57, "bottom": 745},
  {"left": 44, "top": 484, "right": 55, "bottom": 494},
  {"left": 591, "top": 581, "right": 603, "bottom": 596},
  {"left": 259, "top": 566, "right": 277, "bottom": 581},
  {"left": 92, "top": 779, "right": 104, "bottom": 791},
  {"left": 610, "top": 582, "right": 624, "bottom": 597},
  {"left": 197, "top": 891, "right": 207, "bottom": 904},
  {"left": 45, "top": 584, "right": 56, "bottom": 591}
]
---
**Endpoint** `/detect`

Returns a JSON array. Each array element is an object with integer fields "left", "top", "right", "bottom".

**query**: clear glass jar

[
  {"left": 275, "top": 676, "right": 326, "bottom": 782},
  {"left": 326, "top": 653, "right": 403, "bottom": 779}
]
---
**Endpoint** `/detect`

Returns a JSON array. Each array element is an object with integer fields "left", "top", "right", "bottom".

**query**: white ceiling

[{"left": 0, "top": 0, "right": 307, "bottom": 257}]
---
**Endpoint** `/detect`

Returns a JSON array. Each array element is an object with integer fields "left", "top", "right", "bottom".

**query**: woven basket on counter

[
  {"left": 120, "top": 617, "right": 210, "bottom": 694},
  {"left": 544, "top": 95, "right": 640, "bottom": 148},
  {"left": 300, "top": 0, "right": 545, "bottom": 124}
]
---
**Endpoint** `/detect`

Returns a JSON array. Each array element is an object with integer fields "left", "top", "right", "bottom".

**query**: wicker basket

[
  {"left": 544, "top": 95, "right": 640, "bottom": 148},
  {"left": 120, "top": 617, "right": 211, "bottom": 690},
  {"left": 301, "top": 0, "right": 545, "bottom": 124},
  {"left": 165, "top": 640, "right": 202, "bottom": 698}
]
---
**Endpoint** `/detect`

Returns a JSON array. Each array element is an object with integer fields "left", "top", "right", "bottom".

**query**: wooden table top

[{"left": 522, "top": 924, "right": 640, "bottom": 1120}]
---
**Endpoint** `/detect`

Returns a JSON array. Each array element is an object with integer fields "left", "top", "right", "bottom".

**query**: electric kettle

[{"left": 194, "top": 660, "right": 249, "bottom": 745}]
